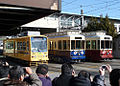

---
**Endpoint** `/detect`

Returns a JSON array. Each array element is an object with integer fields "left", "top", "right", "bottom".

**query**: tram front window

[
  {"left": 101, "top": 40, "right": 112, "bottom": 49},
  {"left": 31, "top": 37, "right": 47, "bottom": 52},
  {"left": 76, "top": 40, "right": 80, "bottom": 49},
  {"left": 105, "top": 41, "right": 109, "bottom": 48},
  {"left": 71, "top": 40, "right": 84, "bottom": 49}
]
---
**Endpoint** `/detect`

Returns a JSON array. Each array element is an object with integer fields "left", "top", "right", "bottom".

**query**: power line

[
  {"left": 81, "top": 0, "right": 119, "bottom": 8},
  {"left": 62, "top": 0, "right": 119, "bottom": 10},
  {"left": 62, "top": 0, "right": 79, "bottom": 7},
  {"left": 84, "top": 1, "right": 120, "bottom": 14}
]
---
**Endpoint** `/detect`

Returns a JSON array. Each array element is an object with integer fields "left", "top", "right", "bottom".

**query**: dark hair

[
  {"left": 36, "top": 64, "right": 48, "bottom": 75},
  {"left": 0, "top": 66, "right": 10, "bottom": 78},
  {"left": 78, "top": 70, "right": 91, "bottom": 79},
  {"left": 61, "top": 63, "right": 73, "bottom": 75},
  {"left": 110, "top": 69, "right": 120, "bottom": 86},
  {"left": 4, "top": 80, "right": 28, "bottom": 86},
  {"left": 9, "top": 66, "right": 24, "bottom": 80}
]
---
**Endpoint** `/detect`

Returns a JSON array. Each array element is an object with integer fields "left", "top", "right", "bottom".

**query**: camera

[{"left": 101, "top": 65, "right": 106, "bottom": 69}]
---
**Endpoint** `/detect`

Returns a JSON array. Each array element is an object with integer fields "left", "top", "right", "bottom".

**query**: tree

[
  {"left": 83, "top": 15, "right": 117, "bottom": 37},
  {"left": 84, "top": 17, "right": 100, "bottom": 32}
]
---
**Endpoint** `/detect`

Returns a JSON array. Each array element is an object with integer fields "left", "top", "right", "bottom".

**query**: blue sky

[{"left": 62, "top": 0, "right": 120, "bottom": 19}]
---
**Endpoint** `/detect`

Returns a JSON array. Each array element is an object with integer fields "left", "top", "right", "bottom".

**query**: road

[{"left": 1, "top": 55, "right": 120, "bottom": 86}]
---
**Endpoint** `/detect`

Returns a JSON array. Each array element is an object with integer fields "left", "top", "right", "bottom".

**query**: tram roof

[
  {"left": 48, "top": 34, "right": 85, "bottom": 39},
  {"left": 85, "top": 34, "right": 112, "bottom": 40}
]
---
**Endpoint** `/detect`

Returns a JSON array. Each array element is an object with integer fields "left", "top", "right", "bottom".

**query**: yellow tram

[{"left": 3, "top": 32, "right": 48, "bottom": 66}]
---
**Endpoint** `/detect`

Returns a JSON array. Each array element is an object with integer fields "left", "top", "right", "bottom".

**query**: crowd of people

[{"left": 0, "top": 61, "right": 119, "bottom": 86}]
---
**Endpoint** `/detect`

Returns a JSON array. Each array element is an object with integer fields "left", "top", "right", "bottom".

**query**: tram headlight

[
  {"left": 74, "top": 52, "right": 77, "bottom": 55},
  {"left": 102, "top": 51, "right": 106, "bottom": 54},
  {"left": 81, "top": 51, "right": 84, "bottom": 55},
  {"left": 109, "top": 51, "right": 112, "bottom": 54}
]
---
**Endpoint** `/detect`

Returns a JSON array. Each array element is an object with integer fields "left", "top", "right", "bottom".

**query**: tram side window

[
  {"left": 27, "top": 41, "right": 29, "bottom": 51},
  {"left": 6, "top": 41, "right": 14, "bottom": 53},
  {"left": 97, "top": 40, "right": 100, "bottom": 49},
  {"left": 58, "top": 40, "right": 62, "bottom": 49},
  {"left": 91, "top": 40, "right": 96, "bottom": 50},
  {"left": 6, "top": 42, "right": 14, "bottom": 49},
  {"left": 20, "top": 42, "right": 22, "bottom": 50},
  {"left": 68, "top": 40, "right": 70, "bottom": 50},
  {"left": 71, "top": 40, "right": 75, "bottom": 49},
  {"left": 101, "top": 41, "right": 104, "bottom": 49},
  {"left": 17, "top": 42, "right": 20, "bottom": 50},
  {"left": 55, "top": 42, "right": 56, "bottom": 49},
  {"left": 63, "top": 40, "right": 67, "bottom": 49},
  {"left": 86, "top": 41, "right": 90, "bottom": 49},
  {"left": 49, "top": 41, "right": 53, "bottom": 50},
  {"left": 23, "top": 42, "right": 26, "bottom": 50},
  {"left": 49, "top": 42, "right": 52, "bottom": 50}
]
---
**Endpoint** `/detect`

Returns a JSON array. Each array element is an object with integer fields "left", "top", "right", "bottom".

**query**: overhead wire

[
  {"left": 84, "top": 0, "right": 120, "bottom": 14},
  {"left": 62, "top": 0, "right": 79, "bottom": 7},
  {"left": 62, "top": 0, "right": 120, "bottom": 18},
  {"left": 62, "top": 0, "right": 119, "bottom": 11},
  {"left": 81, "top": 0, "right": 119, "bottom": 8}
]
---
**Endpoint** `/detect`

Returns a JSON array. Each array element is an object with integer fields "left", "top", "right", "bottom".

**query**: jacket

[
  {"left": 52, "top": 74, "right": 73, "bottom": 86},
  {"left": 70, "top": 76, "right": 91, "bottom": 86},
  {"left": 0, "top": 73, "right": 42, "bottom": 86},
  {"left": 92, "top": 75, "right": 105, "bottom": 86},
  {"left": 39, "top": 76, "right": 52, "bottom": 86}
]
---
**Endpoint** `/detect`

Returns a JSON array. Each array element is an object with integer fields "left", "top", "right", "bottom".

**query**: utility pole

[{"left": 81, "top": 9, "right": 84, "bottom": 30}]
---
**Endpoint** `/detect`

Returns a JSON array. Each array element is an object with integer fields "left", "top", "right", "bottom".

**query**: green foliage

[{"left": 83, "top": 15, "right": 117, "bottom": 38}]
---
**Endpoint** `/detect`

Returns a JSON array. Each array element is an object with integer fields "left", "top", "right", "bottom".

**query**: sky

[{"left": 61, "top": 0, "right": 120, "bottom": 19}]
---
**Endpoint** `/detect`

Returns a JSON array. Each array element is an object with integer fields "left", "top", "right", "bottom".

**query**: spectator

[
  {"left": 0, "top": 66, "right": 42, "bottom": 86},
  {"left": 109, "top": 69, "right": 120, "bottom": 86},
  {"left": 70, "top": 70, "right": 91, "bottom": 86},
  {"left": 92, "top": 66, "right": 106, "bottom": 86},
  {"left": 36, "top": 64, "right": 52, "bottom": 86},
  {"left": 106, "top": 64, "right": 120, "bottom": 86},
  {"left": 52, "top": 63, "right": 75, "bottom": 86},
  {"left": 0, "top": 62, "right": 10, "bottom": 80}
]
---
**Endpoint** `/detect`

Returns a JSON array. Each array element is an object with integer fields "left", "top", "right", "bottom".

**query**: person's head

[
  {"left": 0, "top": 65, "right": 10, "bottom": 78},
  {"left": 36, "top": 64, "right": 48, "bottom": 76},
  {"left": 61, "top": 63, "right": 74, "bottom": 75},
  {"left": 9, "top": 66, "right": 24, "bottom": 81},
  {"left": 110, "top": 69, "right": 120, "bottom": 86},
  {"left": 78, "top": 70, "right": 91, "bottom": 80}
]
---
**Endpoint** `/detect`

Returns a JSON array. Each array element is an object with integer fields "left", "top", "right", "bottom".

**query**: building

[{"left": 21, "top": 12, "right": 120, "bottom": 35}]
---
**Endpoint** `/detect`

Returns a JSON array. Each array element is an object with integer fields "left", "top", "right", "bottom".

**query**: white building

[{"left": 21, "top": 13, "right": 120, "bottom": 34}]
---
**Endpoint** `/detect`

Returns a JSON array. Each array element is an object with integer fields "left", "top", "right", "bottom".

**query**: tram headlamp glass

[
  {"left": 81, "top": 51, "right": 84, "bottom": 55},
  {"left": 109, "top": 51, "right": 112, "bottom": 54},
  {"left": 74, "top": 52, "right": 77, "bottom": 55},
  {"left": 102, "top": 51, "right": 106, "bottom": 54}
]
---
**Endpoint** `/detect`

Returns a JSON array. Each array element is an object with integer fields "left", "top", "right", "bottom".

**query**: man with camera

[
  {"left": 0, "top": 66, "right": 42, "bottom": 86},
  {"left": 92, "top": 64, "right": 112, "bottom": 86}
]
